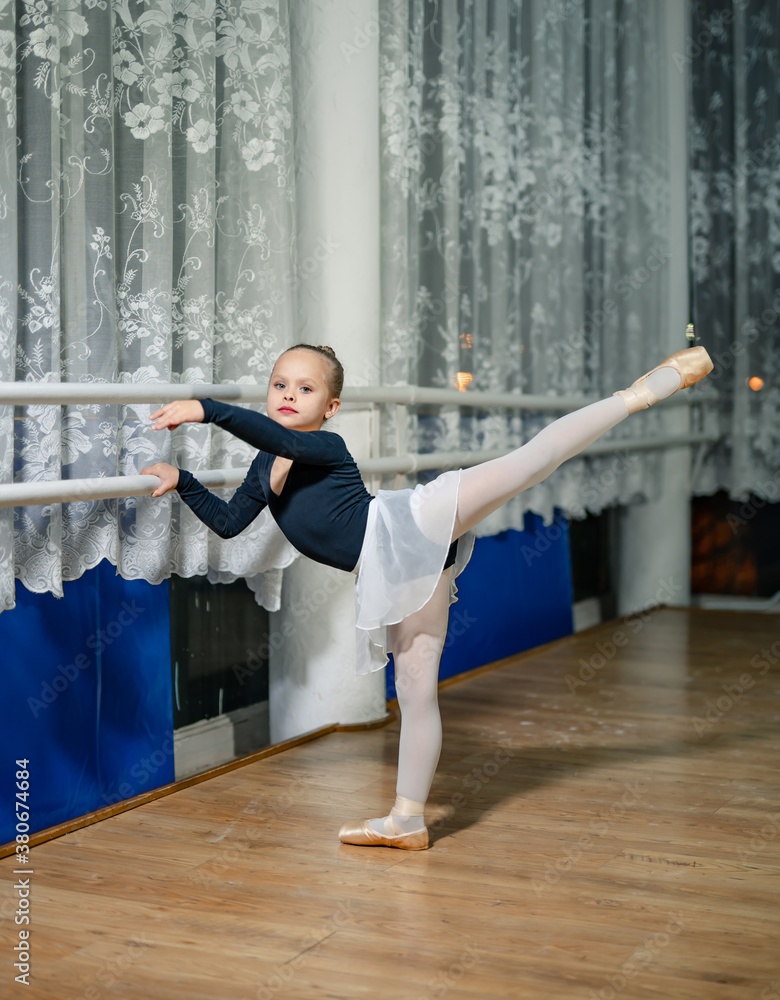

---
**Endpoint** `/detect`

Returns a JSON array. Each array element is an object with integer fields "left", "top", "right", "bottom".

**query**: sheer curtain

[
  {"left": 1, "top": 0, "right": 678, "bottom": 610},
  {"left": 689, "top": 0, "right": 780, "bottom": 501},
  {"left": 0, "top": 0, "right": 298, "bottom": 612},
  {"left": 379, "top": 0, "right": 673, "bottom": 532}
]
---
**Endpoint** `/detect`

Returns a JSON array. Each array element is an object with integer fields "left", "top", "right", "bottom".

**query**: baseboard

[
  {"left": 174, "top": 701, "right": 270, "bottom": 780},
  {"left": 690, "top": 590, "right": 780, "bottom": 613},
  {"left": 573, "top": 596, "right": 602, "bottom": 632}
]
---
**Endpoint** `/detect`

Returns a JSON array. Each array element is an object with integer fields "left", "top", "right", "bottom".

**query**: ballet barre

[
  {"left": 0, "top": 380, "right": 719, "bottom": 508},
  {"left": 0, "top": 381, "right": 716, "bottom": 411},
  {"left": 0, "top": 435, "right": 720, "bottom": 509}
]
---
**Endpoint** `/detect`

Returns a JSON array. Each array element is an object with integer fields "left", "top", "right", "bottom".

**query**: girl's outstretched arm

[
  {"left": 141, "top": 455, "right": 269, "bottom": 539},
  {"left": 174, "top": 457, "right": 269, "bottom": 538},
  {"left": 152, "top": 399, "right": 346, "bottom": 466},
  {"left": 144, "top": 401, "right": 269, "bottom": 537}
]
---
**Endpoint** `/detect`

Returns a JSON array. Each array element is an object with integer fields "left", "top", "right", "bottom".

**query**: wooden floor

[{"left": 2, "top": 607, "right": 779, "bottom": 1000}]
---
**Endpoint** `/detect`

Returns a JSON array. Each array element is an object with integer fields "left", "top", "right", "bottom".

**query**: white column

[
  {"left": 616, "top": 0, "right": 692, "bottom": 615},
  {"left": 268, "top": 1, "right": 386, "bottom": 742}
]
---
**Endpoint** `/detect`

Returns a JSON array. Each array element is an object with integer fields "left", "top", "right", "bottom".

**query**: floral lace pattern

[
  {"left": 378, "top": 0, "right": 672, "bottom": 532},
  {"left": 1, "top": 2, "right": 689, "bottom": 610},
  {"left": 689, "top": 0, "right": 780, "bottom": 500},
  {"left": 0, "top": 1, "right": 296, "bottom": 610}
]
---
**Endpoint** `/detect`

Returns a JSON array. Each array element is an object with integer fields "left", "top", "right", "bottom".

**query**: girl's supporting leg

[
  {"left": 453, "top": 368, "right": 682, "bottom": 540},
  {"left": 366, "top": 569, "right": 453, "bottom": 838}
]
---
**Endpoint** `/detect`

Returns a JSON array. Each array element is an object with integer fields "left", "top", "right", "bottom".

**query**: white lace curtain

[
  {"left": 0, "top": 0, "right": 298, "bottom": 611},
  {"left": 689, "top": 0, "right": 780, "bottom": 501},
  {"left": 379, "top": 0, "right": 673, "bottom": 533},
  {"left": 1, "top": 0, "right": 674, "bottom": 610}
]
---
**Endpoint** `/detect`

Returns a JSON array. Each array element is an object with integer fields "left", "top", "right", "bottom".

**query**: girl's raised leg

[{"left": 453, "top": 368, "right": 683, "bottom": 539}]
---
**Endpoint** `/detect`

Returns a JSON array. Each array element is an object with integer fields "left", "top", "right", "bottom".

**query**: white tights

[{"left": 369, "top": 368, "right": 681, "bottom": 835}]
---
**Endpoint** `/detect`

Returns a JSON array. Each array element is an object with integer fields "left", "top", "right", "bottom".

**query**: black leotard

[
  {"left": 176, "top": 399, "right": 372, "bottom": 572},
  {"left": 175, "top": 399, "right": 458, "bottom": 572}
]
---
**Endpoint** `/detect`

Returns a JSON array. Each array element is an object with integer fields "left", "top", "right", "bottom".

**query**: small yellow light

[
  {"left": 747, "top": 376, "right": 764, "bottom": 391},
  {"left": 455, "top": 372, "right": 473, "bottom": 392}
]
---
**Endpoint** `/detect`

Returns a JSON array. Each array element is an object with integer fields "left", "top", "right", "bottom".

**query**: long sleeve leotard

[{"left": 175, "top": 399, "right": 373, "bottom": 572}]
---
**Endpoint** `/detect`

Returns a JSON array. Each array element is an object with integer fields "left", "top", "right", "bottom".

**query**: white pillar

[
  {"left": 268, "top": 1, "right": 386, "bottom": 742},
  {"left": 616, "top": 0, "right": 692, "bottom": 615}
]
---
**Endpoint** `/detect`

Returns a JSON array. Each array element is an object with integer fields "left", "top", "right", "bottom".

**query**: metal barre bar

[
  {"left": 0, "top": 381, "right": 717, "bottom": 412},
  {"left": 0, "top": 432, "right": 719, "bottom": 508}
]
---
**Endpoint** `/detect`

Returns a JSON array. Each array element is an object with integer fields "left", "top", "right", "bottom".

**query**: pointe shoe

[
  {"left": 613, "top": 346, "right": 713, "bottom": 415},
  {"left": 338, "top": 817, "right": 429, "bottom": 851}
]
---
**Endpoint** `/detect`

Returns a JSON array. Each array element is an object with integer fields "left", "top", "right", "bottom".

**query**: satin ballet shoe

[
  {"left": 338, "top": 818, "right": 429, "bottom": 851},
  {"left": 613, "top": 346, "right": 713, "bottom": 415}
]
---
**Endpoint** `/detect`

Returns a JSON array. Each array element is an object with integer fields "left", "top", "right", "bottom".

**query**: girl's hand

[
  {"left": 141, "top": 462, "right": 180, "bottom": 498},
  {"left": 149, "top": 399, "right": 205, "bottom": 431}
]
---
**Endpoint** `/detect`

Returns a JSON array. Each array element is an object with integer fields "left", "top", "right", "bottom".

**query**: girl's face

[{"left": 268, "top": 350, "right": 340, "bottom": 431}]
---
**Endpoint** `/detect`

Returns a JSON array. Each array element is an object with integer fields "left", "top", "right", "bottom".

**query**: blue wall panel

[
  {"left": 386, "top": 511, "right": 573, "bottom": 700},
  {"left": 0, "top": 561, "right": 173, "bottom": 844}
]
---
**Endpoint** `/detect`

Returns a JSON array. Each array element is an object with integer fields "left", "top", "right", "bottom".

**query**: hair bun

[{"left": 317, "top": 344, "right": 336, "bottom": 357}]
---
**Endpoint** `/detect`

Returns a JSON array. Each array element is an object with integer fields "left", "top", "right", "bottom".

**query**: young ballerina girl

[{"left": 142, "top": 342, "right": 712, "bottom": 850}]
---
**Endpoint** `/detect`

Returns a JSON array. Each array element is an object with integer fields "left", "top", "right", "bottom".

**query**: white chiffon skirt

[{"left": 352, "top": 469, "right": 475, "bottom": 675}]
